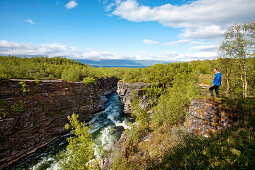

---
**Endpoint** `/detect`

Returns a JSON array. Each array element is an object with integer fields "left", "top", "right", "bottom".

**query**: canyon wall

[
  {"left": 117, "top": 81, "right": 156, "bottom": 114},
  {"left": 0, "top": 77, "right": 118, "bottom": 169}
]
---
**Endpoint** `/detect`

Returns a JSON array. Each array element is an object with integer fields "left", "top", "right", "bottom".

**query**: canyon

[
  {"left": 0, "top": 79, "right": 235, "bottom": 169},
  {"left": 0, "top": 78, "right": 118, "bottom": 169}
]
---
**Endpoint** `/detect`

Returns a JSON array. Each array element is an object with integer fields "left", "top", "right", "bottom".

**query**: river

[{"left": 8, "top": 93, "right": 129, "bottom": 170}]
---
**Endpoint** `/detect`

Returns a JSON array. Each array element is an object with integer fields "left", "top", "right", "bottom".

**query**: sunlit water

[{"left": 8, "top": 93, "right": 129, "bottom": 170}]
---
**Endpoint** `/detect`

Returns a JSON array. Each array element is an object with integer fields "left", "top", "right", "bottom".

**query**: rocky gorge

[
  {"left": 0, "top": 77, "right": 118, "bottom": 169},
  {"left": 0, "top": 79, "right": 237, "bottom": 169},
  {"left": 102, "top": 82, "right": 237, "bottom": 168}
]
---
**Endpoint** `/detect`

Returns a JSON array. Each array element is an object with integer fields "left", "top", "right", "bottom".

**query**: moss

[
  {"left": 11, "top": 101, "right": 27, "bottom": 112},
  {"left": 59, "top": 110, "right": 65, "bottom": 115},
  {"left": 0, "top": 100, "right": 27, "bottom": 118},
  {"left": 45, "top": 110, "right": 55, "bottom": 117}
]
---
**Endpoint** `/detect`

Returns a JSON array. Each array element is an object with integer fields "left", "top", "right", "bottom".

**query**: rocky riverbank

[{"left": 0, "top": 77, "right": 118, "bottom": 169}]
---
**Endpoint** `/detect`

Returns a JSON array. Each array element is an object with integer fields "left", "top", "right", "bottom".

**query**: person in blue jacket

[{"left": 209, "top": 68, "right": 222, "bottom": 98}]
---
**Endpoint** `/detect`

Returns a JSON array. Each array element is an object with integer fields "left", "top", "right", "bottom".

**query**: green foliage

[
  {"left": 156, "top": 117, "right": 255, "bottom": 169},
  {"left": 131, "top": 95, "right": 150, "bottom": 133},
  {"left": 18, "top": 81, "right": 30, "bottom": 94},
  {"left": 59, "top": 113, "right": 94, "bottom": 170},
  {"left": 0, "top": 99, "right": 9, "bottom": 118},
  {"left": 10, "top": 100, "right": 27, "bottom": 112},
  {"left": 0, "top": 100, "right": 27, "bottom": 118},
  {"left": 83, "top": 77, "right": 96, "bottom": 86},
  {"left": 0, "top": 56, "right": 123, "bottom": 81},
  {"left": 219, "top": 22, "right": 255, "bottom": 98},
  {"left": 0, "top": 73, "right": 10, "bottom": 83},
  {"left": 61, "top": 65, "right": 82, "bottom": 81},
  {"left": 153, "top": 73, "right": 199, "bottom": 128}
]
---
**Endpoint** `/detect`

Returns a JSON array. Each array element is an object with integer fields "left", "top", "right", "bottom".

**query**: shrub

[
  {"left": 18, "top": 81, "right": 30, "bottom": 94},
  {"left": 59, "top": 113, "right": 94, "bottom": 170},
  {"left": 83, "top": 77, "right": 96, "bottom": 86},
  {"left": 0, "top": 73, "right": 10, "bottom": 83}
]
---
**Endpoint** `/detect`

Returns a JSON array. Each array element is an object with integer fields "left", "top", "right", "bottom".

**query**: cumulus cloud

[
  {"left": 142, "top": 39, "right": 159, "bottom": 45},
  {"left": 189, "top": 45, "right": 219, "bottom": 51},
  {"left": 24, "top": 19, "right": 35, "bottom": 24},
  {"left": 65, "top": 0, "right": 78, "bottom": 9},
  {"left": 180, "top": 26, "right": 225, "bottom": 40},
  {"left": 0, "top": 40, "right": 218, "bottom": 62},
  {"left": 112, "top": 0, "right": 255, "bottom": 40},
  {"left": 0, "top": 40, "right": 126, "bottom": 60}
]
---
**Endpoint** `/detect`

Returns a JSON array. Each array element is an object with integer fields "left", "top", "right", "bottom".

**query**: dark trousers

[{"left": 209, "top": 85, "right": 219, "bottom": 97}]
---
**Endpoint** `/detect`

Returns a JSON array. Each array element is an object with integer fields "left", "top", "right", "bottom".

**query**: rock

[
  {"left": 0, "top": 77, "right": 118, "bottom": 169},
  {"left": 117, "top": 81, "right": 156, "bottom": 114},
  {"left": 186, "top": 98, "right": 232, "bottom": 137},
  {"left": 103, "top": 133, "right": 128, "bottom": 169},
  {"left": 114, "top": 126, "right": 125, "bottom": 133}
]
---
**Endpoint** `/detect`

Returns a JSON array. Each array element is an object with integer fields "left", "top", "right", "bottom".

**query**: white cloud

[
  {"left": 180, "top": 26, "right": 225, "bottom": 40},
  {"left": 0, "top": 40, "right": 126, "bottom": 60},
  {"left": 164, "top": 39, "right": 204, "bottom": 45},
  {"left": 24, "top": 19, "right": 35, "bottom": 24},
  {"left": 0, "top": 40, "right": 218, "bottom": 62},
  {"left": 65, "top": 0, "right": 78, "bottom": 9},
  {"left": 142, "top": 39, "right": 159, "bottom": 45},
  {"left": 105, "top": 0, "right": 122, "bottom": 11},
  {"left": 112, "top": 0, "right": 255, "bottom": 40},
  {"left": 189, "top": 45, "right": 218, "bottom": 51},
  {"left": 182, "top": 51, "right": 218, "bottom": 61}
]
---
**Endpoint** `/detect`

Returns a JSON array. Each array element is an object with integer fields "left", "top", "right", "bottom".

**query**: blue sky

[{"left": 0, "top": 0, "right": 254, "bottom": 61}]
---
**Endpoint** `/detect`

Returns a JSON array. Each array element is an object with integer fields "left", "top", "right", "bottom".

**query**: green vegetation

[
  {"left": 219, "top": 22, "right": 255, "bottom": 98},
  {"left": 157, "top": 115, "right": 255, "bottom": 169},
  {"left": 18, "top": 81, "right": 30, "bottom": 94},
  {"left": 0, "top": 56, "right": 123, "bottom": 81},
  {"left": 109, "top": 21, "right": 255, "bottom": 169},
  {"left": 0, "top": 73, "right": 10, "bottom": 83},
  {"left": 83, "top": 77, "right": 96, "bottom": 86},
  {"left": 0, "top": 22, "right": 254, "bottom": 170},
  {"left": 0, "top": 100, "right": 27, "bottom": 118},
  {"left": 59, "top": 113, "right": 95, "bottom": 170}
]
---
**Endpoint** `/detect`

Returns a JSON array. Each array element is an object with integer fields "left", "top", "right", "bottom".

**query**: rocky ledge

[
  {"left": 0, "top": 77, "right": 118, "bottom": 169},
  {"left": 186, "top": 98, "right": 237, "bottom": 137}
]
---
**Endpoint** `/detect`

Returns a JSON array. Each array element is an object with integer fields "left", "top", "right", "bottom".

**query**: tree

[
  {"left": 219, "top": 22, "right": 255, "bottom": 98},
  {"left": 59, "top": 113, "right": 94, "bottom": 170}
]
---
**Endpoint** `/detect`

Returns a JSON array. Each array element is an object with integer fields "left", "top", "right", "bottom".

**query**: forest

[{"left": 0, "top": 22, "right": 254, "bottom": 169}]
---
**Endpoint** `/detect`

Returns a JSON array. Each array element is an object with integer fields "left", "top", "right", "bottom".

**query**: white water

[{"left": 10, "top": 93, "right": 129, "bottom": 170}]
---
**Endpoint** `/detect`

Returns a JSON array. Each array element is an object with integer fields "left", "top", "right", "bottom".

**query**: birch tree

[{"left": 219, "top": 22, "right": 255, "bottom": 98}]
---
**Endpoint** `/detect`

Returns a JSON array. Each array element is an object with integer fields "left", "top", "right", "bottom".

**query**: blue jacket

[{"left": 213, "top": 72, "right": 222, "bottom": 86}]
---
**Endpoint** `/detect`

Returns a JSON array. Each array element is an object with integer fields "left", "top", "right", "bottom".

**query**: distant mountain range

[{"left": 75, "top": 59, "right": 180, "bottom": 67}]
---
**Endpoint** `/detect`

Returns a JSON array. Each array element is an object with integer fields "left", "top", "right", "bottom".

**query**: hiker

[{"left": 209, "top": 68, "right": 222, "bottom": 98}]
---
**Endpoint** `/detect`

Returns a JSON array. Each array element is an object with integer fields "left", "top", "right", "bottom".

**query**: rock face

[
  {"left": 187, "top": 98, "right": 232, "bottom": 137},
  {"left": 117, "top": 81, "right": 155, "bottom": 114},
  {"left": 0, "top": 77, "right": 118, "bottom": 169}
]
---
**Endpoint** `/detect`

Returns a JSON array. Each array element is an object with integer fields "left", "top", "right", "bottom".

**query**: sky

[{"left": 0, "top": 0, "right": 254, "bottom": 61}]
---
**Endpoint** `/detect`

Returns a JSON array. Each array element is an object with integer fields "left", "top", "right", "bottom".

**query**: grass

[
  {"left": 155, "top": 117, "right": 255, "bottom": 169},
  {"left": 112, "top": 95, "right": 255, "bottom": 169},
  {"left": 152, "top": 96, "right": 255, "bottom": 169}
]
